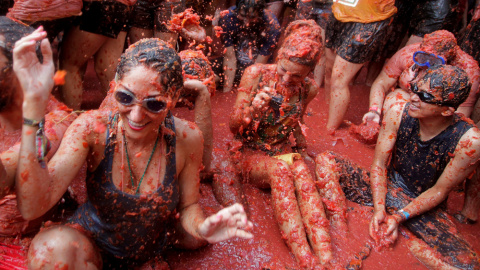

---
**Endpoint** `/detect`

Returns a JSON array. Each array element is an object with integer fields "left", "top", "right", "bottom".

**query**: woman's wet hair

[
  {"left": 277, "top": 20, "right": 322, "bottom": 67},
  {"left": 0, "top": 16, "right": 34, "bottom": 64},
  {"left": 420, "top": 30, "right": 457, "bottom": 62},
  {"left": 236, "top": 0, "right": 266, "bottom": 14},
  {"left": 116, "top": 38, "right": 183, "bottom": 97},
  {"left": 422, "top": 65, "right": 470, "bottom": 109}
]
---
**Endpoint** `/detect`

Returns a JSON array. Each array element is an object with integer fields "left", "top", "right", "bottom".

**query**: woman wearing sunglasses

[
  {"left": 363, "top": 30, "right": 480, "bottom": 124},
  {"left": 14, "top": 37, "right": 252, "bottom": 269},
  {"left": 229, "top": 20, "right": 333, "bottom": 268}
]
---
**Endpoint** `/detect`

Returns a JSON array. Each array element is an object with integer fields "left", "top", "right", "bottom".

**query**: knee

[
  {"left": 28, "top": 226, "right": 99, "bottom": 269},
  {"left": 315, "top": 151, "right": 336, "bottom": 166}
]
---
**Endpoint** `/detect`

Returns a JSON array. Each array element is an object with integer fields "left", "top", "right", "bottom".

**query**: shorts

[
  {"left": 460, "top": 18, "right": 480, "bottom": 64},
  {"left": 382, "top": 0, "right": 450, "bottom": 58},
  {"left": 327, "top": 152, "right": 480, "bottom": 269},
  {"left": 130, "top": 0, "right": 185, "bottom": 32},
  {"left": 325, "top": 14, "right": 392, "bottom": 64},
  {"left": 77, "top": 0, "right": 132, "bottom": 39},
  {"left": 295, "top": 0, "right": 332, "bottom": 29}
]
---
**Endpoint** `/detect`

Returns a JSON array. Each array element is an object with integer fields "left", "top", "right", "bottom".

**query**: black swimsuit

[{"left": 69, "top": 113, "right": 179, "bottom": 268}]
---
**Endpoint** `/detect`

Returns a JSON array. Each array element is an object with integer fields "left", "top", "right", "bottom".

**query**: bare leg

[
  {"left": 326, "top": 55, "right": 364, "bottom": 133},
  {"left": 59, "top": 26, "right": 108, "bottom": 109},
  {"left": 28, "top": 225, "right": 102, "bottom": 270},
  {"left": 291, "top": 160, "right": 332, "bottom": 265},
  {"left": 194, "top": 87, "right": 213, "bottom": 172},
  {"left": 242, "top": 153, "right": 319, "bottom": 268},
  {"left": 323, "top": 48, "right": 335, "bottom": 103},
  {"left": 129, "top": 26, "right": 154, "bottom": 44},
  {"left": 459, "top": 169, "right": 480, "bottom": 222},
  {"left": 94, "top": 31, "right": 127, "bottom": 94},
  {"left": 405, "top": 35, "right": 423, "bottom": 46},
  {"left": 314, "top": 152, "right": 348, "bottom": 233}
]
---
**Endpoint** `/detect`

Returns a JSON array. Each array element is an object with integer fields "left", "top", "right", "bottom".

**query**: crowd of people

[{"left": 1, "top": 0, "right": 480, "bottom": 269}]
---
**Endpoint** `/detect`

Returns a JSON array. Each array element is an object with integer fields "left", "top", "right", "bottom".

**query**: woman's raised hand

[
  {"left": 13, "top": 26, "right": 54, "bottom": 115},
  {"left": 198, "top": 203, "right": 253, "bottom": 243}
]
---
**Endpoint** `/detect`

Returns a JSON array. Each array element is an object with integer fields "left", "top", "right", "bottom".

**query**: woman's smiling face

[{"left": 116, "top": 65, "right": 177, "bottom": 139}]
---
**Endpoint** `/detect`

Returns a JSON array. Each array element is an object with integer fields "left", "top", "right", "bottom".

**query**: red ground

[{"left": 64, "top": 63, "right": 480, "bottom": 269}]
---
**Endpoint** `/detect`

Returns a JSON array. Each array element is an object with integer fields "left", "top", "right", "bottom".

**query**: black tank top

[
  {"left": 69, "top": 113, "right": 179, "bottom": 262},
  {"left": 389, "top": 103, "right": 474, "bottom": 197}
]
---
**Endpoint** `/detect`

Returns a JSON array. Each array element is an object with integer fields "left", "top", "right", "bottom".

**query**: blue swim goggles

[{"left": 413, "top": 51, "right": 446, "bottom": 68}]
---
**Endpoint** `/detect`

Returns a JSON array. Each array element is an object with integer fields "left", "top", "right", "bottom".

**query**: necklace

[{"left": 123, "top": 131, "right": 160, "bottom": 194}]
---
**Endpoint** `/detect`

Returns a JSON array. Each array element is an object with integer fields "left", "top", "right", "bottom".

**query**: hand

[
  {"left": 13, "top": 27, "right": 54, "bottom": 114},
  {"left": 181, "top": 24, "right": 206, "bottom": 43},
  {"left": 252, "top": 87, "right": 275, "bottom": 112},
  {"left": 384, "top": 214, "right": 400, "bottom": 243},
  {"left": 363, "top": 111, "right": 380, "bottom": 124},
  {"left": 369, "top": 209, "right": 386, "bottom": 241},
  {"left": 198, "top": 203, "right": 253, "bottom": 243}
]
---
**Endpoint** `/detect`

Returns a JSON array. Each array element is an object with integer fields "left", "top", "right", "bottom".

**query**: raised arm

[
  {"left": 229, "top": 64, "right": 263, "bottom": 134},
  {"left": 13, "top": 28, "right": 90, "bottom": 220},
  {"left": 369, "top": 102, "right": 404, "bottom": 241}
]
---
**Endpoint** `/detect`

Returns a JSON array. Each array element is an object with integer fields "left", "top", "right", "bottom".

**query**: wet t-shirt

[
  {"left": 219, "top": 6, "right": 281, "bottom": 67},
  {"left": 389, "top": 103, "right": 474, "bottom": 197},
  {"left": 332, "top": 0, "right": 396, "bottom": 23},
  {"left": 384, "top": 43, "right": 480, "bottom": 107}
]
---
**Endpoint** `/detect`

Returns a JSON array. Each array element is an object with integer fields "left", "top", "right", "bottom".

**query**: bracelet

[
  {"left": 368, "top": 106, "right": 381, "bottom": 116},
  {"left": 23, "top": 117, "right": 44, "bottom": 127},
  {"left": 397, "top": 209, "right": 410, "bottom": 221}
]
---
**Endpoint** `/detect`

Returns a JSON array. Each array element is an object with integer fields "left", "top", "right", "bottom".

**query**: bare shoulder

[
  {"left": 65, "top": 110, "right": 110, "bottom": 143},
  {"left": 457, "top": 125, "right": 480, "bottom": 152},
  {"left": 173, "top": 117, "right": 203, "bottom": 147}
]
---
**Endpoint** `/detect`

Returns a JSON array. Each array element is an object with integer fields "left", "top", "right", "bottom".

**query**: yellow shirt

[{"left": 332, "top": 0, "right": 396, "bottom": 23}]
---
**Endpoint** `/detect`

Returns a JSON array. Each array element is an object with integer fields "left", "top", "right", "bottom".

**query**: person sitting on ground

[
  {"left": 363, "top": 30, "right": 480, "bottom": 124},
  {"left": 324, "top": 0, "right": 397, "bottom": 133},
  {"left": 15, "top": 37, "right": 252, "bottom": 269},
  {"left": 218, "top": 0, "right": 281, "bottom": 92},
  {"left": 316, "top": 65, "right": 480, "bottom": 269},
  {"left": 229, "top": 20, "right": 332, "bottom": 268},
  {"left": 0, "top": 17, "right": 80, "bottom": 237}
]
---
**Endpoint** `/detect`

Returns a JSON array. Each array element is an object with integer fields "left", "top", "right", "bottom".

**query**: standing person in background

[
  {"left": 59, "top": 0, "right": 135, "bottom": 110},
  {"left": 324, "top": 0, "right": 396, "bottom": 133},
  {"left": 219, "top": 0, "right": 281, "bottom": 93}
]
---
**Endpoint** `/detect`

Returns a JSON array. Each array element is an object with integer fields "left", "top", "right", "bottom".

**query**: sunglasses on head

[
  {"left": 410, "top": 83, "right": 455, "bottom": 107},
  {"left": 413, "top": 51, "right": 446, "bottom": 68},
  {"left": 114, "top": 89, "right": 167, "bottom": 113}
]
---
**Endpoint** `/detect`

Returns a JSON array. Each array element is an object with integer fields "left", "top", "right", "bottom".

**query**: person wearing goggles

[
  {"left": 363, "top": 30, "right": 480, "bottom": 125},
  {"left": 16, "top": 38, "right": 253, "bottom": 269},
  {"left": 317, "top": 65, "right": 480, "bottom": 269}
]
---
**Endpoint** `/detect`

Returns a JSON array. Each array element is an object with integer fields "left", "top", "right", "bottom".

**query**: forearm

[
  {"left": 223, "top": 52, "right": 237, "bottom": 92},
  {"left": 194, "top": 91, "right": 213, "bottom": 170},
  {"left": 369, "top": 84, "right": 388, "bottom": 112},
  {"left": 370, "top": 163, "right": 389, "bottom": 212},
  {"left": 398, "top": 187, "right": 449, "bottom": 221},
  {"left": 180, "top": 203, "right": 208, "bottom": 243}
]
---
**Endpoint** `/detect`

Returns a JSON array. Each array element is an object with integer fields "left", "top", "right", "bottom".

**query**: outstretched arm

[
  {"left": 176, "top": 120, "right": 252, "bottom": 248},
  {"left": 369, "top": 102, "right": 405, "bottom": 243},
  {"left": 363, "top": 70, "right": 398, "bottom": 123}
]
